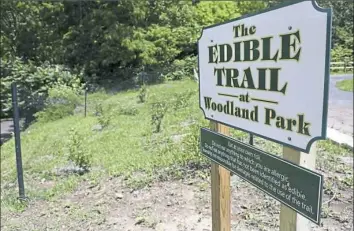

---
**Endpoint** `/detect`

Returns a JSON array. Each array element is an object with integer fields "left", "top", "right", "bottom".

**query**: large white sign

[{"left": 198, "top": 0, "right": 332, "bottom": 152}]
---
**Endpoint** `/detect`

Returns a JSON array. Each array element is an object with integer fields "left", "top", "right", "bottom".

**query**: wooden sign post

[
  {"left": 280, "top": 144, "right": 317, "bottom": 231},
  {"left": 197, "top": 0, "right": 332, "bottom": 230},
  {"left": 210, "top": 122, "right": 231, "bottom": 231},
  {"left": 200, "top": 129, "right": 324, "bottom": 230}
]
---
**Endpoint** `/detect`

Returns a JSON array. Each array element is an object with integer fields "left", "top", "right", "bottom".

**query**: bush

[
  {"left": 138, "top": 84, "right": 148, "bottom": 103},
  {"left": 35, "top": 83, "right": 82, "bottom": 123},
  {"left": 94, "top": 103, "right": 112, "bottom": 128},
  {"left": 151, "top": 101, "right": 168, "bottom": 133},
  {"left": 163, "top": 56, "right": 197, "bottom": 81},
  {"left": 119, "top": 106, "right": 139, "bottom": 116},
  {"left": 0, "top": 57, "right": 83, "bottom": 122},
  {"left": 171, "top": 89, "right": 197, "bottom": 110},
  {"left": 67, "top": 128, "right": 92, "bottom": 172},
  {"left": 331, "top": 46, "right": 353, "bottom": 63},
  {"left": 180, "top": 121, "right": 209, "bottom": 167}
]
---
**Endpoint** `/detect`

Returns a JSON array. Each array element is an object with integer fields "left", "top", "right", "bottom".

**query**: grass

[
  {"left": 336, "top": 78, "right": 353, "bottom": 91},
  {"left": 1, "top": 78, "right": 353, "bottom": 214},
  {"left": 331, "top": 70, "right": 353, "bottom": 76},
  {"left": 0, "top": 79, "right": 208, "bottom": 211}
]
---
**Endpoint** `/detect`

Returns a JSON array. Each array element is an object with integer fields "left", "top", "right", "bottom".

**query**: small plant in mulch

[
  {"left": 138, "top": 84, "right": 148, "bottom": 103},
  {"left": 67, "top": 128, "right": 92, "bottom": 174},
  {"left": 171, "top": 89, "right": 196, "bottom": 110},
  {"left": 150, "top": 101, "right": 168, "bottom": 133},
  {"left": 94, "top": 103, "right": 112, "bottom": 128}
]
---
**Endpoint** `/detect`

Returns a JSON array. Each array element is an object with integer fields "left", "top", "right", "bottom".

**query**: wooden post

[
  {"left": 279, "top": 143, "right": 317, "bottom": 231},
  {"left": 344, "top": 60, "right": 347, "bottom": 73},
  {"left": 210, "top": 121, "right": 231, "bottom": 231}
]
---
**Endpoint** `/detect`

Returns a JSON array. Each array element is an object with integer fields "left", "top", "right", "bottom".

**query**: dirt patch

[{"left": 1, "top": 174, "right": 353, "bottom": 231}]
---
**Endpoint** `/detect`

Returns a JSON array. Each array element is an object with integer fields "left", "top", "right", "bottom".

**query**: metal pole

[
  {"left": 249, "top": 134, "right": 254, "bottom": 146},
  {"left": 84, "top": 88, "right": 87, "bottom": 117},
  {"left": 11, "top": 83, "right": 25, "bottom": 200}
]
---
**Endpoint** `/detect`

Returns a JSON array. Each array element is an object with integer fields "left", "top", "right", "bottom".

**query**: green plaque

[{"left": 200, "top": 128, "right": 323, "bottom": 225}]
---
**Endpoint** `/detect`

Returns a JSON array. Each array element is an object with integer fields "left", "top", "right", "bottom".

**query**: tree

[{"left": 0, "top": 1, "right": 66, "bottom": 63}]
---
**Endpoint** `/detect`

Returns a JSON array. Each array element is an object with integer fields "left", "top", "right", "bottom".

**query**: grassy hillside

[
  {"left": 1, "top": 79, "right": 352, "bottom": 215},
  {"left": 0, "top": 79, "right": 208, "bottom": 210}
]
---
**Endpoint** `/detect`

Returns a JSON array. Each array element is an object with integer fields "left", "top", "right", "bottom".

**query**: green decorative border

[{"left": 197, "top": 0, "right": 332, "bottom": 153}]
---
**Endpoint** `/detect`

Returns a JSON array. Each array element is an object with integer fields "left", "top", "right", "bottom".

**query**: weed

[
  {"left": 95, "top": 103, "right": 112, "bottom": 128},
  {"left": 138, "top": 84, "right": 148, "bottom": 103},
  {"left": 119, "top": 106, "right": 139, "bottom": 116},
  {"left": 321, "top": 205, "right": 332, "bottom": 218},
  {"left": 150, "top": 101, "right": 168, "bottom": 133},
  {"left": 94, "top": 103, "right": 104, "bottom": 117},
  {"left": 341, "top": 176, "right": 353, "bottom": 187},
  {"left": 179, "top": 122, "right": 209, "bottom": 167},
  {"left": 67, "top": 128, "right": 92, "bottom": 172},
  {"left": 126, "top": 173, "right": 154, "bottom": 190},
  {"left": 171, "top": 89, "right": 196, "bottom": 110},
  {"left": 97, "top": 114, "right": 111, "bottom": 128},
  {"left": 1, "top": 196, "right": 28, "bottom": 212}
]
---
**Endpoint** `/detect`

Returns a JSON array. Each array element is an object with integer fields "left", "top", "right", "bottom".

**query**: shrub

[
  {"left": 67, "top": 128, "right": 92, "bottom": 172},
  {"left": 172, "top": 89, "right": 197, "bottom": 110},
  {"left": 35, "top": 83, "right": 82, "bottom": 123},
  {"left": 331, "top": 46, "right": 353, "bottom": 63},
  {"left": 180, "top": 121, "right": 209, "bottom": 167},
  {"left": 119, "top": 106, "right": 139, "bottom": 116},
  {"left": 0, "top": 57, "right": 83, "bottom": 123},
  {"left": 95, "top": 103, "right": 112, "bottom": 128},
  {"left": 151, "top": 101, "right": 168, "bottom": 133},
  {"left": 163, "top": 56, "right": 197, "bottom": 81},
  {"left": 138, "top": 84, "right": 148, "bottom": 103}
]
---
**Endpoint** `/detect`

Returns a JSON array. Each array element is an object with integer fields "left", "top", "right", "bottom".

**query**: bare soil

[{"left": 1, "top": 172, "right": 353, "bottom": 231}]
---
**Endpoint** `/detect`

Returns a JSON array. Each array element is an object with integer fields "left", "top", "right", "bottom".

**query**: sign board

[
  {"left": 198, "top": 0, "right": 332, "bottom": 152},
  {"left": 200, "top": 128, "right": 323, "bottom": 224}
]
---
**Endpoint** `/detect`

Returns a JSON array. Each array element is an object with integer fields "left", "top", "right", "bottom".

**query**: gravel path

[
  {"left": 0, "top": 119, "right": 14, "bottom": 145},
  {"left": 328, "top": 74, "right": 353, "bottom": 136}
]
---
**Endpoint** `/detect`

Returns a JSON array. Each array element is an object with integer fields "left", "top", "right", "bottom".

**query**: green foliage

[
  {"left": 138, "top": 84, "right": 148, "bottom": 103},
  {"left": 2, "top": 0, "right": 352, "bottom": 86},
  {"left": 163, "top": 56, "right": 197, "bottom": 81},
  {"left": 235, "top": 1, "right": 268, "bottom": 15},
  {"left": 0, "top": 57, "right": 83, "bottom": 121},
  {"left": 149, "top": 85, "right": 197, "bottom": 133},
  {"left": 0, "top": 1, "right": 66, "bottom": 63},
  {"left": 0, "top": 1, "right": 242, "bottom": 82},
  {"left": 119, "top": 106, "right": 139, "bottom": 116},
  {"left": 67, "top": 128, "right": 91, "bottom": 172},
  {"left": 270, "top": 0, "right": 353, "bottom": 59},
  {"left": 180, "top": 122, "right": 208, "bottom": 166},
  {"left": 150, "top": 101, "right": 168, "bottom": 133},
  {"left": 0, "top": 0, "right": 352, "bottom": 122},
  {"left": 95, "top": 103, "right": 112, "bottom": 128},
  {"left": 331, "top": 46, "right": 353, "bottom": 62},
  {"left": 336, "top": 79, "right": 353, "bottom": 92},
  {"left": 171, "top": 90, "right": 197, "bottom": 110},
  {"left": 35, "top": 84, "right": 82, "bottom": 123},
  {"left": 1, "top": 79, "right": 352, "bottom": 216},
  {"left": 319, "top": 0, "right": 353, "bottom": 57}
]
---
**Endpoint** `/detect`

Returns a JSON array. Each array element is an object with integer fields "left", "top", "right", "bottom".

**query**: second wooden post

[
  {"left": 279, "top": 143, "right": 317, "bottom": 231},
  {"left": 210, "top": 121, "right": 231, "bottom": 231}
]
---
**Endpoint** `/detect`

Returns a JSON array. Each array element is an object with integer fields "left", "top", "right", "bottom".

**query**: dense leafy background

[{"left": 1, "top": 0, "right": 353, "bottom": 119}]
